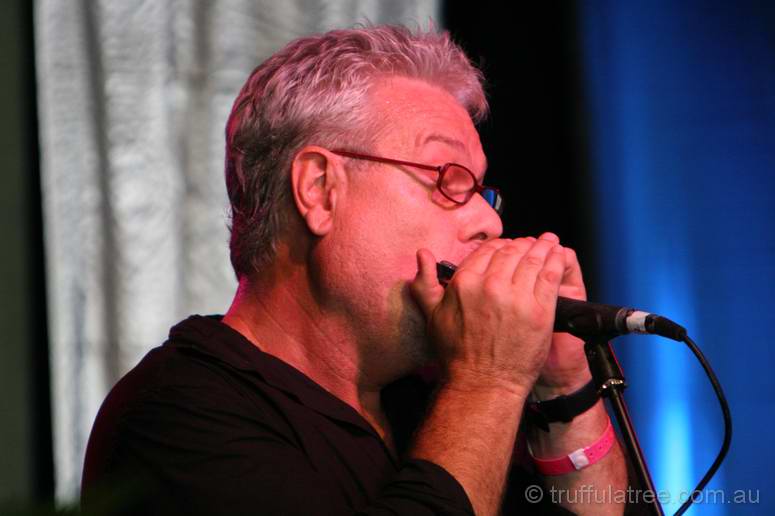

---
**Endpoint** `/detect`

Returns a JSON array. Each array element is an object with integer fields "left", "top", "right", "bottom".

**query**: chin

[
  {"left": 360, "top": 272, "right": 434, "bottom": 382},
  {"left": 391, "top": 294, "right": 433, "bottom": 374}
]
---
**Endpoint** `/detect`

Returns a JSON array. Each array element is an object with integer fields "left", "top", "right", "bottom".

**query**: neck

[{"left": 222, "top": 259, "right": 388, "bottom": 432}]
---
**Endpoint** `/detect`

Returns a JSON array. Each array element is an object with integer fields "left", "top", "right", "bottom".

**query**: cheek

[
  {"left": 342, "top": 175, "right": 460, "bottom": 280},
  {"left": 351, "top": 205, "right": 427, "bottom": 280}
]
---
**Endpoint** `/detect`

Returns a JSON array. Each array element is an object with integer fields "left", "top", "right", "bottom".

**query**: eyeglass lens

[{"left": 440, "top": 165, "right": 476, "bottom": 201}]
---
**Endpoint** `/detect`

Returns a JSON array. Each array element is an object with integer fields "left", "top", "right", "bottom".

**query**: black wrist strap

[{"left": 525, "top": 379, "right": 600, "bottom": 432}]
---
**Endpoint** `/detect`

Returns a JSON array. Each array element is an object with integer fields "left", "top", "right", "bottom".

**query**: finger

[
  {"left": 534, "top": 244, "right": 566, "bottom": 309},
  {"left": 457, "top": 238, "right": 510, "bottom": 275},
  {"left": 560, "top": 247, "right": 586, "bottom": 297},
  {"left": 409, "top": 248, "right": 445, "bottom": 318},
  {"left": 538, "top": 232, "right": 560, "bottom": 244},
  {"left": 485, "top": 239, "right": 533, "bottom": 282},
  {"left": 511, "top": 239, "right": 560, "bottom": 296}
]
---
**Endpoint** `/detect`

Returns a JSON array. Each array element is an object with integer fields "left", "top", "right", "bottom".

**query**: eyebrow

[
  {"left": 417, "top": 133, "right": 489, "bottom": 176},
  {"left": 421, "top": 133, "right": 466, "bottom": 151}
]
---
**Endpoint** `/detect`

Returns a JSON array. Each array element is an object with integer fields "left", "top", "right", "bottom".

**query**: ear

[{"left": 290, "top": 146, "right": 342, "bottom": 236}]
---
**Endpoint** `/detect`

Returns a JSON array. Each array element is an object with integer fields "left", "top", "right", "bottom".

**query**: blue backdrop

[{"left": 580, "top": 1, "right": 774, "bottom": 514}]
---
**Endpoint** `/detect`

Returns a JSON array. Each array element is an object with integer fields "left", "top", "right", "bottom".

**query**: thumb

[{"left": 409, "top": 248, "right": 445, "bottom": 319}]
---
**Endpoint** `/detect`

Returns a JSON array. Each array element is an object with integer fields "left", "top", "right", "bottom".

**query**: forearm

[
  {"left": 410, "top": 382, "right": 527, "bottom": 516},
  {"left": 527, "top": 399, "right": 627, "bottom": 515}
]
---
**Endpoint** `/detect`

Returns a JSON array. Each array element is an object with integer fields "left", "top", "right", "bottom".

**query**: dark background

[
  {"left": 444, "top": 3, "right": 595, "bottom": 254},
  {"left": 0, "top": 0, "right": 55, "bottom": 506}
]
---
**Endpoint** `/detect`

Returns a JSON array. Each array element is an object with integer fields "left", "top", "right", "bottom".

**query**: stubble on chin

[{"left": 390, "top": 282, "right": 435, "bottom": 373}]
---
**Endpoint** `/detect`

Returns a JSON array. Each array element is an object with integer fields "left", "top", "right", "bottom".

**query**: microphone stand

[{"left": 584, "top": 336, "right": 664, "bottom": 516}]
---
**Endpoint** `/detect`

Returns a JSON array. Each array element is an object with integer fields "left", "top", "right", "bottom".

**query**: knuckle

[
  {"left": 539, "top": 268, "right": 561, "bottom": 285},
  {"left": 521, "top": 255, "right": 545, "bottom": 269},
  {"left": 496, "top": 244, "right": 521, "bottom": 256},
  {"left": 482, "top": 275, "right": 504, "bottom": 297},
  {"left": 450, "top": 269, "right": 477, "bottom": 291},
  {"left": 473, "top": 240, "right": 507, "bottom": 259},
  {"left": 484, "top": 238, "right": 508, "bottom": 250}
]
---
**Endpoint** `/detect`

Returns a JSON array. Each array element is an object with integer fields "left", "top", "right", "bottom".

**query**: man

[{"left": 83, "top": 25, "right": 632, "bottom": 515}]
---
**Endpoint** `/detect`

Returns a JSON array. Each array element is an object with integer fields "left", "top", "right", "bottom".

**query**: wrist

[
  {"left": 529, "top": 417, "right": 616, "bottom": 475},
  {"left": 527, "top": 399, "right": 609, "bottom": 457},
  {"left": 532, "top": 371, "right": 593, "bottom": 400},
  {"left": 443, "top": 365, "right": 534, "bottom": 400},
  {"left": 525, "top": 378, "right": 600, "bottom": 432}
]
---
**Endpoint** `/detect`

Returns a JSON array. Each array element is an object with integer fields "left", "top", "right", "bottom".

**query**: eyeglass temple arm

[{"left": 330, "top": 149, "right": 441, "bottom": 173}]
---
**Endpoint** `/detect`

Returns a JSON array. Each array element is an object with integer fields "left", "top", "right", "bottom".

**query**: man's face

[{"left": 317, "top": 76, "right": 503, "bottom": 379}]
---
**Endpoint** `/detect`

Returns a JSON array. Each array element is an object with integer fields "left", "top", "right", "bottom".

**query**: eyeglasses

[{"left": 330, "top": 149, "right": 503, "bottom": 215}]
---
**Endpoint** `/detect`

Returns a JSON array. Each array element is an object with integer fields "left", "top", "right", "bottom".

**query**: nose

[{"left": 459, "top": 192, "right": 503, "bottom": 242}]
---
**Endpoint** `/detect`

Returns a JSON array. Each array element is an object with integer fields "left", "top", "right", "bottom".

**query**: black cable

[{"left": 673, "top": 335, "right": 732, "bottom": 516}]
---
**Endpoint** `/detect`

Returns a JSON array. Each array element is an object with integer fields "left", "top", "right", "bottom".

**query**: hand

[
  {"left": 410, "top": 235, "right": 566, "bottom": 397},
  {"left": 532, "top": 234, "right": 595, "bottom": 397}
]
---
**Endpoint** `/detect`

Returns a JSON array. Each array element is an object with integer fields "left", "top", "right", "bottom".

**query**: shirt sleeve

[{"left": 359, "top": 459, "right": 474, "bottom": 516}]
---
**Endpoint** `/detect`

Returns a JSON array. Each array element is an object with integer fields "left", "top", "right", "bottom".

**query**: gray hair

[{"left": 225, "top": 24, "right": 488, "bottom": 279}]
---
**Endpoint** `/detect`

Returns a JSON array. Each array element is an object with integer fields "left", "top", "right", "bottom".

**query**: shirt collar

[{"left": 167, "top": 314, "right": 385, "bottom": 434}]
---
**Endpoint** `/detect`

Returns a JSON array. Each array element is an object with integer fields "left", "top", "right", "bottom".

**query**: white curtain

[{"left": 34, "top": 0, "right": 439, "bottom": 502}]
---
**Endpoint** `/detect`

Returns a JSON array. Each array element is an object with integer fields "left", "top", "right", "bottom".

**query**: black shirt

[{"left": 81, "top": 315, "right": 574, "bottom": 515}]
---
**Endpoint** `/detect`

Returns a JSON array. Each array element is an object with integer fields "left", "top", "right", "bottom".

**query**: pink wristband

[{"left": 529, "top": 419, "right": 615, "bottom": 476}]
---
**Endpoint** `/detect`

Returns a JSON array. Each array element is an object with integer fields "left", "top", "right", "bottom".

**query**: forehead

[{"left": 367, "top": 77, "right": 486, "bottom": 172}]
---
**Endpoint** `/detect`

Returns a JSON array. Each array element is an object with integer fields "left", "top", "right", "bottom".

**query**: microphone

[
  {"left": 554, "top": 296, "right": 686, "bottom": 341},
  {"left": 436, "top": 261, "right": 687, "bottom": 342}
]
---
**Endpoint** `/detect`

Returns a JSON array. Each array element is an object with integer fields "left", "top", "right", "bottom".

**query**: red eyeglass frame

[{"left": 330, "top": 149, "right": 502, "bottom": 213}]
